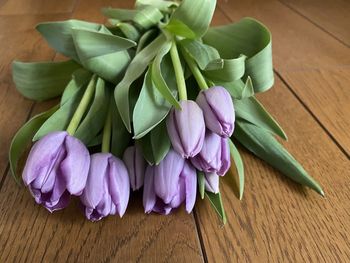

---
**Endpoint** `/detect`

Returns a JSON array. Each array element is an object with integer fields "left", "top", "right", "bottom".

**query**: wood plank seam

[
  {"left": 275, "top": 70, "right": 350, "bottom": 160},
  {"left": 278, "top": 0, "right": 350, "bottom": 49},
  {"left": 193, "top": 210, "right": 209, "bottom": 263}
]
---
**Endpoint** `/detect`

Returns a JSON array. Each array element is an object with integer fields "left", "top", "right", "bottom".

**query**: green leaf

[
  {"left": 114, "top": 34, "right": 167, "bottom": 132},
  {"left": 9, "top": 105, "right": 59, "bottom": 184},
  {"left": 234, "top": 120, "right": 324, "bottom": 196},
  {"left": 151, "top": 41, "right": 180, "bottom": 109},
  {"left": 61, "top": 69, "right": 92, "bottom": 105},
  {"left": 36, "top": 19, "right": 103, "bottom": 61},
  {"left": 136, "top": 29, "right": 158, "bottom": 54},
  {"left": 203, "top": 17, "right": 273, "bottom": 93},
  {"left": 111, "top": 100, "right": 131, "bottom": 158},
  {"left": 137, "top": 121, "right": 171, "bottom": 165},
  {"left": 235, "top": 96, "right": 287, "bottom": 140},
  {"left": 205, "top": 191, "right": 227, "bottom": 224},
  {"left": 240, "top": 76, "right": 254, "bottom": 99},
  {"left": 228, "top": 139, "right": 244, "bottom": 200},
  {"left": 204, "top": 55, "right": 246, "bottom": 82},
  {"left": 133, "top": 57, "right": 177, "bottom": 138},
  {"left": 117, "top": 22, "right": 140, "bottom": 41},
  {"left": 33, "top": 81, "right": 85, "bottom": 141},
  {"left": 72, "top": 28, "right": 136, "bottom": 83},
  {"left": 179, "top": 39, "right": 222, "bottom": 70},
  {"left": 12, "top": 60, "right": 81, "bottom": 101},
  {"left": 102, "top": 5, "right": 163, "bottom": 29},
  {"left": 166, "top": 0, "right": 216, "bottom": 39},
  {"left": 74, "top": 77, "right": 109, "bottom": 144},
  {"left": 197, "top": 171, "right": 205, "bottom": 199}
]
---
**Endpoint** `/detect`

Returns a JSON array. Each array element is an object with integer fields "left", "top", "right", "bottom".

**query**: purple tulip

[
  {"left": 80, "top": 153, "right": 130, "bottom": 221},
  {"left": 204, "top": 172, "right": 219, "bottom": 194},
  {"left": 196, "top": 86, "right": 235, "bottom": 137},
  {"left": 123, "top": 145, "right": 146, "bottom": 191},
  {"left": 22, "top": 131, "right": 90, "bottom": 212},
  {"left": 191, "top": 130, "right": 230, "bottom": 176},
  {"left": 166, "top": 100, "right": 205, "bottom": 158},
  {"left": 143, "top": 149, "right": 196, "bottom": 215}
]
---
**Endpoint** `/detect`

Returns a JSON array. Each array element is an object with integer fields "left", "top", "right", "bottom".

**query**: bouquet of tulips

[{"left": 9, "top": 0, "right": 323, "bottom": 223}]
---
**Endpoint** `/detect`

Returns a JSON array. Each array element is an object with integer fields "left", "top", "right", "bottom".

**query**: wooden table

[{"left": 0, "top": 0, "right": 349, "bottom": 262}]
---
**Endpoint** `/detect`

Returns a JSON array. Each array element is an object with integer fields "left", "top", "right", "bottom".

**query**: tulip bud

[
  {"left": 80, "top": 153, "right": 130, "bottom": 221},
  {"left": 123, "top": 145, "right": 146, "bottom": 191},
  {"left": 143, "top": 149, "right": 196, "bottom": 215},
  {"left": 196, "top": 86, "right": 235, "bottom": 137},
  {"left": 166, "top": 100, "right": 205, "bottom": 158},
  {"left": 191, "top": 130, "right": 230, "bottom": 176},
  {"left": 22, "top": 131, "right": 90, "bottom": 212},
  {"left": 204, "top": 172, "right": 220, "bottom": 194}
]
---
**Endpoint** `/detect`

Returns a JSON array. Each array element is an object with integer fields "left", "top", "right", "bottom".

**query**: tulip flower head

[
  {"left": 123, "top": 145, "right": 146, "bottom": 191},
  {"left": 22, "top": 131, "right": 90, "bottom": 212},
  {"left": 196, "top": 86, "right": 235, "bottom": 137},
  {"left": 166, "top": 100, "right": 205, "bottom": 158},
  {"left": 143, "top": 149, "right": 197, "bottom": 215},
  {"left": 191, "top": 130, "right": 230, "bottom": 176},
  {"left": 204, "top": 172, "right": 220, "bottom": 194},
  {"left": 80, "top": 153, "right": 130, "bottom": 221}
]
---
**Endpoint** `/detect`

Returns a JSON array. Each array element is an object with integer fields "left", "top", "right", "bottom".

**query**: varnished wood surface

[{"left": 0, "top": 0, "right": 349, "bottom": 262}]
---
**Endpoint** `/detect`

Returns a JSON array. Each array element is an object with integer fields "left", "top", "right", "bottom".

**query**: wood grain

[
  {"left": 0, "top": 0, "right": 76, "bottom": 15},
  {"left": 217, "top": 0, "right": 350, "bottom": 155},
  {"left": 0, "top": 0, "right": 204, "bottom": 262},
  {"left": 280, "top": 0, "right": 350, "bottom": 46}
]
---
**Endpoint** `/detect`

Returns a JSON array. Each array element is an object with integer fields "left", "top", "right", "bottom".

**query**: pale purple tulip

[
  {"left": 191, "top": 130, "right": 230, "bottom": 176},
  {"left": 196, "top": 86, "right": 235, "bottom": 137},
  {"left": 166, "top": 100, "right": 205, "bottom": 158},
  {"left": 204, "top": 172, "right": 220, "bottom": 194},
  {"left": 80, "top": 153, "right": 130, "bottom": 221},
  {"left": 22, "top": 131, "right": 90, "bottom": 212},
  {"left": 143, "top": 149, "right": 196, "bottom": 215},
  {"left": 123, "top": 145, "right": 145, "bottom": 191}
]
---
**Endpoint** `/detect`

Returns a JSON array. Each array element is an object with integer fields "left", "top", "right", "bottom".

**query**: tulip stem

[
  {"left": 170, "top": 40, "right": 187, "bottom": 100},
  {"left": 101, "top": 105, "right": 112, "bottom": 153},
  {"left": 66, "top": 74, "right": 97, "bottom": 135},
  {"left": 180, "top": 47, "right": 209, "bottom": 90}
]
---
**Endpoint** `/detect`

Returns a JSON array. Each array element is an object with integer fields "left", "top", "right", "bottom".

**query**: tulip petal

[
  {"left": 22, "top": 131, "right": 67, "bottom": 186},
  {"left": 81, "top": 153, "right": 109, "bottom": 208},
  {"left": 204, "top": 172, "right": 219, "bottom": 194},
  {"left": 218, "top": 138, "right": 231, "bottom": 176},
  {"left": 123, "top": 146, "right": 145, "bottom": 191},
  {"left": 182, "top": 161, "right": 197, "bottom": 213},
  {"left": 143, "top": 166, "right": 156, "bottom": 213},
  {"left": 167, "top": 100, "right": 205, "bottom": 158},
  {"left": 108, "top": 156, "right": 130, "bottom": 217},
  {"left": 61, "top": 135, "right": 90, "bottom": 195},
  {"left": 154, "top": 149, "right": 183, "bottom": 204}
]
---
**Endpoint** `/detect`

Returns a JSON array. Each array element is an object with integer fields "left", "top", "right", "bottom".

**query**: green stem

[
  {"left": 101, "top": 105, "right": 112, "bottom": 153},
  {"left": 170, "top": 40, "right": 187, "bottom": 100},
  {"left": 181, "top": 47, "right": 208, "bottom": 90},
  {"left": 66, "top": 75, "right": 97, "bottom": 135}
]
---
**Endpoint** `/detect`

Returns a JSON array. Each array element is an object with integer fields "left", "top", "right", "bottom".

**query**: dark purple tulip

[
  {"left": 143, "top": 149, "right": 196, "bottom": 215},
  {"left": 196, "top": 86, "right": 235, "bottom": 137},
  {"left": 123, "top": 145, "right": 146, "bottom": 191},
  {"left": 22, "top": 131, "right": 90, "bottom": 212},
  {"left": 80, "top": 153, "right": 130, "bottom": 221},
  {"left": 191, "top": 130, "right": 230, "bottom": 176},
  {"left": 204, "top": 172, "right": 219, "bottom": 194},
  {"left": 166, "top": 100, "right": 205, "bottom": 158}
]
